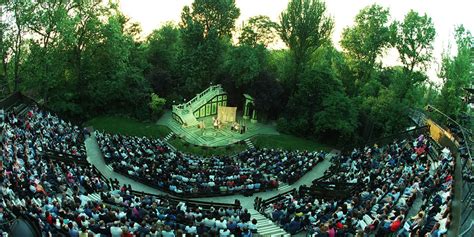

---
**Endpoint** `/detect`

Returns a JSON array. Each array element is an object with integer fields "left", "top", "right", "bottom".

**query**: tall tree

[
  {"left": 279, "top": 0, "right": 334, "bottom": 92},
  {"left": 395, "top": 10, "right": 436, "bottom": 74},
  {"left": 340, "top": 4, "right": 393, "bottom": 85},
  {"left": 3, "top": 0, "right": 33, "bottom": 91},
  {"left": 394, "top": 10, "right": 435, "bottom": 100},
  {"left": 436, "top": 25, "right": 473, "bottom": 121},
  {"left": 145, "top": 24, "right": 181, "bottom": 100},
  {"left": 0, "top": 4, "right": 11, "bottom": 93},
  {"left": 181, "top": 0, "right": 240, "bottom": 39},
  {"left": 239, "top": 15, "right": 278, "bottom": 47},
  {"left": 178, "top": 0, "right": 239, "bottom": 96}
]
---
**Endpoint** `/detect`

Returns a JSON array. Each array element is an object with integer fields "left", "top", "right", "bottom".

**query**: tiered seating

[
  {"left": 1, "top": 101, "right": 255, "bottom": 236},
  {"left": 96, "top": 131, "right": 325, "bottom": 197},
  {"left": 257, "top": 134, "right": 452, "bottom": 236},
  {"left": 2, "top": 106, "right": 87, "bottom": 160}
]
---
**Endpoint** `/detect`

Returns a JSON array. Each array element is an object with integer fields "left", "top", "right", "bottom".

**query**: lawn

[
  {"left": 168, "top": 137, "right": 247, "bottom": 157},
  {"left": 85, "top": 116, "right": 247, "bottom": 157},
  {"left": 251, "top": 134, "right": 331, "bottom": 152},
  {"left": 85, "top": 116, "right": 171, "bottom": 138},
  {"left": 85, "top": 116, "right": 331, "bottom": 155}
]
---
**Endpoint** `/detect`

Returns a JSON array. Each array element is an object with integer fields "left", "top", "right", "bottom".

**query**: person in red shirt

[
  {"left": 45, "top": 211, "right": 53, "bottom": 225},
  {"left": 390, "top": 216, "right": 403, "bottom": 232}
]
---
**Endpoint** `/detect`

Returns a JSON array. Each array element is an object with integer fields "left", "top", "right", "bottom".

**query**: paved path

[
  {"left": 86, "top": 131, "right": 334, "bottom": 236},
  {"left": 87, "top": 132, "right": 333, "bottom": 205}
]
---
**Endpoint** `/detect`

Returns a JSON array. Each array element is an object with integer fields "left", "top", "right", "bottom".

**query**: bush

[{"left": 149, "top": 93, "right": 166, "bottom": 120}]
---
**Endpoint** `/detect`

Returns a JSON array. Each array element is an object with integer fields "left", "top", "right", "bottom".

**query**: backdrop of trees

[{"left": 0, "top": 0, "right": 472, "bottom": 145}]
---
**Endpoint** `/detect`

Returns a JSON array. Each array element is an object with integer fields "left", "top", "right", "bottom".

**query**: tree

[
  {"left": 149, "top": 93, "right": 166, "bottom": 119},
  {"left": 145, "top": 24, "right": 182, "bottom": 100},
  {"left": 224, "top": 44, "right": 267, "bottom": 88},
  {"left": 395, "top": 10, "right": 436, "bottom": 74},
  {"left": 0, "top": 4, "right": 12, "bottom": 94},
  {"left": 180, "top": 0, "right": 240, "bottom": 39},
  {"left": 436, "top": 25, "right": 473, "bottom": 121},
  {"left": 279, "top": 0, "right": 334, "bottom": 92},
  {"left": 340, "top": 4, "right": 394, "bottom": 85},
  {"left": 178, "top": 0, "right": 238, "bottom": 96},
  {"left": 2, "top": 0, "right": 34, "bottom": 91},
  {"left": 239, "top": 15, "right": 278, "bottom": 47},
  {"left": 394, "top": 10, "right": 435, "bottom": 100},
  {"left": 249, "top": 71, "right": 285, "bottom": 120}
]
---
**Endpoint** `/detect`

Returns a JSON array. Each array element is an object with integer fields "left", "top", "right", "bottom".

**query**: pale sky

[{"left": 119, "top": 0, "right": 474, "bottom": 84}]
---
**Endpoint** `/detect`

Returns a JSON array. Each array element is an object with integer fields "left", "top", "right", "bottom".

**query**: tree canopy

[{"left": 0, "top": 0, "right": 470, "bottom": 146}]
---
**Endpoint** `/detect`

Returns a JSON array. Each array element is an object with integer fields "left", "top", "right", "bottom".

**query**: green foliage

[
  {"left": 149, "top": 93, "right": 166, "bottom": 119},
  {"left": 341, "top": 4, "right": 394, "bottom": 83},
  {"left": 178, "top": 0, "right": 237, "bottom": 96},
  {"left": 279, "top": 0, "right": 334, "bottom": 93},
  {"left": 180, "top": 0, "right": 240, "bottom": 39},
  {"left": 86, "top": 116, "right": 171, "bottom": 138},
  {"left": 145, "top": 24, "right": 182, "bottom": 101},
  {"left": 395, "top": 10, "right": 436, "bottom": 73},
  {"left": 239, "top": 15, "right": 278, "bottom": 47},
  {"left": 224, "top": 44, "right": 267, "bottom": 88},
  {"left": 281, "top": 45, "right": 357, "bottom": 139},
  {"left": 435, "top": 25, "right": 473, "bottom": 121}
]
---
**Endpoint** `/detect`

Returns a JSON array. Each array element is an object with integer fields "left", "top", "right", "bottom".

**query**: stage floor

[{"left": 157, "top": 111, "right": 279, "bottom": 147}]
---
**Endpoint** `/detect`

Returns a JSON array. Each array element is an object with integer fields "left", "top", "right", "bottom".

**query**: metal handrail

[
  {"left": 174, "top": 84, "right": 222, "bottom": 111},
  {"left": 459, "top": 220, "right": 473, "bottom": 237}
]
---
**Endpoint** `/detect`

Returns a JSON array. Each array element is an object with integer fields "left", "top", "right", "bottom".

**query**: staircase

[
  {"left": 172, "top": 85, "right": 226, "bottom": 127},
  {"left": 163, "top": 132, "right": 175, "bottom": 142},
  {"left": 244, "top": 138, "right": 255, "bottom": 150},
  {"left": 277, "top": 183, "right": 292, "bottom": 193},
  {"left": 248, "top": 209, "right": 290, "bottom": 236}
]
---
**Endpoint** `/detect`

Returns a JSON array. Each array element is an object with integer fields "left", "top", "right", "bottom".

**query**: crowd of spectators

[
  {"left": 1, "top": 106, "right": 86, "bottom": 159},
  {"left": 260, "top": 134, "right": 454, "bottom": 236},
  {"left": 96, "top": 131, "right": 325, "bottom": 196},
  {"left": 0, "top": 106, "right": 255, "bottom": 236}
]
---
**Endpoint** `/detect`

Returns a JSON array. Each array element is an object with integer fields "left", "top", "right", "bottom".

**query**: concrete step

[
  {"left": 88, "top": 193, "right": 101, "bottom": 202},
  {"left": 278, "top": 184, "right": 291, "bottom": 191},
  {"left": 259, "top": 228, "right": 288, "bottom": 236}
]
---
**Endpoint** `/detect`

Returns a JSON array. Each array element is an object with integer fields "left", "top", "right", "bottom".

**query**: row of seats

[
  {"left": 96, "top": 131, "right": 325, "bottom": 197},
  {"left": 258, "top": 134, "right": 454, "bottom": 236},
  {"left": 0, "top": 104, "right": 255, "bottom": 236}
]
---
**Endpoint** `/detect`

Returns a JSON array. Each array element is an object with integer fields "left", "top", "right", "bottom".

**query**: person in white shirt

[
  {"left": 219, "top": 228, "right": 231, "bottom": 237},
  {"left": 215, "top": 217, "right": 227, "bottom": 230},
  {"left": 185, "top": 224, "right": 197, "bottom": 234}
]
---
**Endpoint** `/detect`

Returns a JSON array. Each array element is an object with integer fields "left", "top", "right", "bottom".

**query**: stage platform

[{"left": 157, "top": 111, "right": 279, "bottom": 147}]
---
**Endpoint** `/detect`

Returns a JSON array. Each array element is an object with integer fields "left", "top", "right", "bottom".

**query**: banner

[{"left": 217, "top": 106, "right": 237, "bottom": 123}]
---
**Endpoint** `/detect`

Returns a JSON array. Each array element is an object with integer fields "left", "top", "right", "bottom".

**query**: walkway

[{"left": 86, "top": 132, "right": 333, "bottom": 236}]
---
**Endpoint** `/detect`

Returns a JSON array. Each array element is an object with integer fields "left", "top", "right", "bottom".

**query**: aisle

[{"left": 85, "top": 131, "right": 334, "bottom": 236}]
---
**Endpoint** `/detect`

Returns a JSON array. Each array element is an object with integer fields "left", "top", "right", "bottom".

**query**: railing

[
  {"left": 412, "top": 109, "right": 473, "bottom": 236},
  {"left": 129, "top": 190, "right": 240, "bottom": 210},
  {"left": 174, "top": 84, "right": 223, "bottom": 111},
  {"left": 342, "top": 125, "right": 430, "bottom": 152}
]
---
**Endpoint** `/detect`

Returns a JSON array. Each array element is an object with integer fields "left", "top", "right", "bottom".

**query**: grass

[
  {"left": 168, "top": 138, "right": 247, "bottom": 157},
  {"left": 86, "top": 116, "right": 247, "bottom": 157},
  {"left": 251, "top": 134, "right": 331, "bottom": 152},
  {"left": 85, "top": 116, "right": 171, "bottom": 138},
  {"left": 85, "top": 116, "right": 332, "bottom": 156}
]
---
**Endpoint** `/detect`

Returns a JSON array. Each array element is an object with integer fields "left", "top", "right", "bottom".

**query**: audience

[
  {"left": 96, "top": 131, "right": 325, "bottom": 196},
  {"left": 1, "top": 105, "right": 257, "bottom": 236},
  {"left": 0, "top": 102, "right": 457, "bottom": 236},
  {"left": 261, "top": 134, "right": 454, "bottom": 236}
]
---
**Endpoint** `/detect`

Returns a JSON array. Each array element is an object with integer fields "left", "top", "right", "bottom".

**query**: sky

[{"left": 119, "top": 0, "right": 474, "bottom": 84}]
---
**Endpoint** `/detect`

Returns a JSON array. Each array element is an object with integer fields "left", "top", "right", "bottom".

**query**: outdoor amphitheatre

[{"left": 0, "top": 0, "right": 472, "bottom": 236}]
